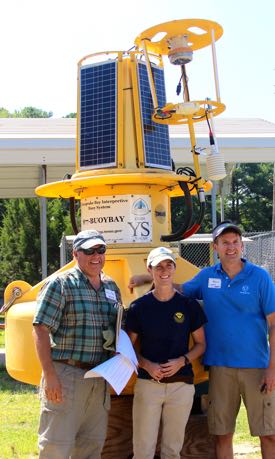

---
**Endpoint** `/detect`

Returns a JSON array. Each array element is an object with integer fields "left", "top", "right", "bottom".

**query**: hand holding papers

[
  {"left": 102, "top": 302, "right": 124, "bottom": 351},
  {"left": 84, "top": 329, "right": 138, "bottom": 395}
]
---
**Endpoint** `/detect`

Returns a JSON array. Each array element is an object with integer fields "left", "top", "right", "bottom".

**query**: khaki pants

[
  {"left": 38, "top": 362, "right": 110, "bottom": 459},
  {"left": 133, "top": 378, "right": 194, "bottom": 459}
]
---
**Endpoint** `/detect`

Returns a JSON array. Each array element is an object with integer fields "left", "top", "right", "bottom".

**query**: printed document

[{"left": 84, "top": 329, "right": 138, "bottom": 395}]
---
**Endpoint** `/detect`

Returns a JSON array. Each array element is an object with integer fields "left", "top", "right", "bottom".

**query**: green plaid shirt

[{"left": 33, "top": 267, "right": 121, "bottom": 365}]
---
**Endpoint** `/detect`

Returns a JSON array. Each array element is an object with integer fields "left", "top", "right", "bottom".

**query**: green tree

[
  {"left": 64, "top": 112, "right": 77, "bottom": 118},
  {"left": 0, "top": 107, "right": 12, "bottom": 117},
  {"left": 0, "top": 199, "right": 42, "bottom": 288},
  {"left": 13, "top": 106, "right": 53, "bottom": 118},
  {"left": 46, "top": 199, "right": 74, "bottom": 273},
  {"left": 0, "top": 106, "right": 53, "bottom": 118},
  {"left": 0, "top": 198, "right": 73, "bottom": 290},
  {"left": 171, "top": 163, "right": 273, "bottom": 236},
  {"left": 224, "top": 163, "right": 273, "bottom": 231},
  {"left": 0, "top": 200, "right": 6, "bottom": 227}
]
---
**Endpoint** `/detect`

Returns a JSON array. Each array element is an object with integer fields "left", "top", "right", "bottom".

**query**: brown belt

[
  {"left": 54, "top": 359, "right": 93, "bottom": 370},
  {"left": 151, "top": 375, "right": 193, "bottom": 384}
]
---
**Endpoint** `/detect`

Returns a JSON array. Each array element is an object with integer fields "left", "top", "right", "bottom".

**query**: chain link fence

[
  {"left": 179, "top": 238, "right": 213, "bottom": 269},
  {"left": 243, "top": 231, "right": 275, "bottom": 282},
  {"left": 179, "top": 231, "right": 275, "bottom": 282}
]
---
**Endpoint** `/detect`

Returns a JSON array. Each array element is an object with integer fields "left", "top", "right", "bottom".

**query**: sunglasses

[{"left": 80, "top": 246, "right": 106, "bottom": 256}]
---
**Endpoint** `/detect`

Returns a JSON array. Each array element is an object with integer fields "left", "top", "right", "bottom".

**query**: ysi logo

[{"left": 127, "top": 221, "right": 150, "bottom": 237}]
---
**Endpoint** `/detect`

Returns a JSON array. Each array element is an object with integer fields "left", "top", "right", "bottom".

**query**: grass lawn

[
  {"left": 234, "top": 403, "right": 261, "bottom": 458},
  {"left": 0, "top": 368, "right": 40, "bottom": 459},
  {"left": 235, "top": 403, "right": 260, "bottom": 445},
  {"left": 0, "top": 367, "right": 262, "bottom": 458}
]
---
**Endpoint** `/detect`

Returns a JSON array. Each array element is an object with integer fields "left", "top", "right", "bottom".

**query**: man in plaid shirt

[{"left": 33, "top": 229, "right": 121, "bottom": 459}]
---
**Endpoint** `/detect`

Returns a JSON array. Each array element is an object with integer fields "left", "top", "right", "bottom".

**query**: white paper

[
  {"left": 85, "top": 354, "right": 136, "bottom": 395},
  {"left": 116, "top": 329, "right": 138, "bottom": 367},
  {"left": 84, "top": 330, "right": 138, "bottom": 395}
]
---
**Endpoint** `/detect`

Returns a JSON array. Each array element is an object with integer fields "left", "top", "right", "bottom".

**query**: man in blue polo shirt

[
  {"left": 129, "top": 222, "right": 275, "bottom": 459},
  {"left": 183, "top": 221, "right": 275, "bottom": 459}
]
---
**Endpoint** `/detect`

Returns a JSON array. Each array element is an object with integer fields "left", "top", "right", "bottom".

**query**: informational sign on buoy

[{"left": 81, "top": 195, "right": 152, "bottom": 243}]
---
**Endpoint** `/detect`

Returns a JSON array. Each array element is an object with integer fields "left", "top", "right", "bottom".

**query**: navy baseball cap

[{"left": 212, "top": 221, "right": 242, "bottom": 241}]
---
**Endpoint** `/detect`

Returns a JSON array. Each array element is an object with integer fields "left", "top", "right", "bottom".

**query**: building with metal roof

[
  {"left": 1, "top": 116, "right": 274, "bottom": 278},
  {"left": 0, "top": 117, "right": 274, "bottom": 198}
]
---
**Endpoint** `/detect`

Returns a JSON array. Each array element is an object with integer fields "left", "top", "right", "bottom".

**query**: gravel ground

[{"left": 234, "top": 442, "right": 261, "bottom": 457}]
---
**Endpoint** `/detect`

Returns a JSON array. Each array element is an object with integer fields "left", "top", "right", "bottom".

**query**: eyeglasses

[{"left": 79, "top": 246, "right": 106, "bottom": 256}]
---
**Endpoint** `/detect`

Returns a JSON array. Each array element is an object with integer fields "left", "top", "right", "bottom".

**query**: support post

[
  {"left": 211, "top": 181, "right": 218, "bottom": 264},
  {"left": 40, "top": 165, "right": 47, "bottom": 279}
]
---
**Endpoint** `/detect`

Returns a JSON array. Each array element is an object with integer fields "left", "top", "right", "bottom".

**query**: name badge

[
  {"left": 105, "top": 289, "right": 117, "bottom": 301},
  {"left": 208, "top": 278, "right": 221, "bottom": 289}
]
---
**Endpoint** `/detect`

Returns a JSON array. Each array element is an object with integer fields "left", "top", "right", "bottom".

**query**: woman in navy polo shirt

[{"left": 126, "top": 247, "right": 207, "bottom": 459}]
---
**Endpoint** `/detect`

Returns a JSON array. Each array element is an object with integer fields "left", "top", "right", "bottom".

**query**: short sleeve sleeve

[
  {"left": 183, "top": 270, "right": 205, "bottom": 300},
  {"left": 125, "top": 301, "right": 141, "bottom": 334},
  {"left": 259, "top": 270, "right": 275, "bottom": 316},
  {"left": 33, "top": 278, "right": 66, "bottom": 333},
  {"left": 187, "top": 298, "right": 207, "bottom": 332}
]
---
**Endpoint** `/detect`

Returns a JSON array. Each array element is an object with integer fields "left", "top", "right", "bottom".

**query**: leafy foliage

[
  {"left": 0, "top": 199, "right": 41, "bottom": 287},
  {"left": 0, "top": 198, "right": 73, "bottom": 290},
  {"left": 0, "top": 106, "right": 53, "bottom": 118},
  {"left": 13, "top": 106, "right": 53, "bottom": 118},
  {"left": 0, "top": 106, "right": 79, "bottom": 289},
  {"left": 46, "top": 199, "right": 75, "bottom": 274},
  {"left": 224, "top": 163, "right": 273, "bottom": 231},
  {"left": 64, "top": 112, "right": 77, "bottom": 118},
  {"left": 171, "top": 163, "right": 274, "bottom": 234},
  {"left": 0, "top": 107, "right": 12, "bottom": 117}
]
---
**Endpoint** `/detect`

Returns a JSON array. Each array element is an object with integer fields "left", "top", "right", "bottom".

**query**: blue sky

[{"left": 1, "top": 0, "right": 275, "bottom": 122}]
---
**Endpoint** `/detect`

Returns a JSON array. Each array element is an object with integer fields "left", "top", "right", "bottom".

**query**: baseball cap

[
  {"left": 147, "top": 247, "right": 176, "bottom": 268},
  {"left": 212, "top": 221, "right": 242, "bottom": 241},
  {"left": 73, "top": 229, "right": 106, "bottom": 250}
]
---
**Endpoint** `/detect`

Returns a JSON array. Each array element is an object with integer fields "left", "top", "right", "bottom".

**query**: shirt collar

[
  {"left": 215, "top": 258, "right": 249, "bottom": 275},
  {"left": 75, "top": 266, "right": 104, "bottom": 285}
]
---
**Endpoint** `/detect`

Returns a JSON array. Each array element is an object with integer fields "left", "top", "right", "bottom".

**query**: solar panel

[
  {"left": 79, "top": 60, "right": 117, "bottom": 169},
  {"left": 137, "top": 62, "right": 171, "bottom": 169}
]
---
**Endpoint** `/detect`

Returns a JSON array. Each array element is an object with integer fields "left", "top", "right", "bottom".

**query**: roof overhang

[{"left": 0, "top": 117, "right": 274, "bottom": 198}]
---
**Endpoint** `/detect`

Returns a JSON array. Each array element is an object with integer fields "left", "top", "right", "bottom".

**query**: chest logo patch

[
  {"left": 240, "top": 285, "right": 250, "bottom": 295},
  {"left": 174, "top": 312, "right": 185, "bottom": 323}
]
